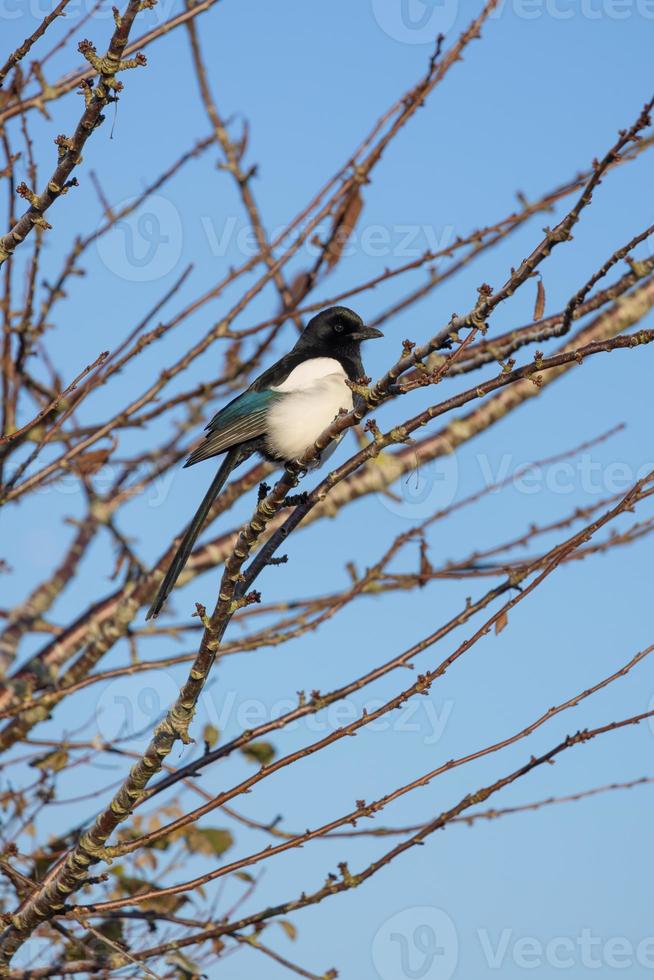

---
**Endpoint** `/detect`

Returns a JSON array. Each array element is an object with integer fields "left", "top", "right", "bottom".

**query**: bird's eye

[{"left": 334, "top": 322, "right": 344, "bottom": 334}]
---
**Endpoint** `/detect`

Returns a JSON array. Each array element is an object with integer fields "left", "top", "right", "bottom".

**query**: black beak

[{"left": 352, "top": 325, "right": 383, "bottom": 341}]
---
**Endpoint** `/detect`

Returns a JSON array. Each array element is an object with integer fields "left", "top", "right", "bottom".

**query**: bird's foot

[{"left": 284, "top": 460, "right": 309, "bottom": 480}]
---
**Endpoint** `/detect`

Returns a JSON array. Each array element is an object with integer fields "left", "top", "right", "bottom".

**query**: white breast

[{"left": 266, "top": 357, "right": 353, "bottom": 461}]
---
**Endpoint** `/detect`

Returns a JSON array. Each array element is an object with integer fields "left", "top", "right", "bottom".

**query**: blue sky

[{"left": 2, "top": 0, "right": 654, "bottom": 977}]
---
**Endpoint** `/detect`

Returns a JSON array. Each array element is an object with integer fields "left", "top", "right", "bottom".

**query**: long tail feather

[{"left": 146, "top": 448, "right": 245, "bottom": 620}]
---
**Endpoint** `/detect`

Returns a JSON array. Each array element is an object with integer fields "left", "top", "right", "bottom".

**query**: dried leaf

[
  {"left": 236, "top": 118, "right": 249, "bottom": 162},
  {"left": 114, "top": 873, "right": 187, "bottom": 913},
  {"left": 324, "top": 188, "right": 363, "bottom": 270},
  {"left": 533, "top": 277, "right": 546, "bottom": 321},
  {"left": 64, "top": 940, "right": 88, "bottom": 962},
  {"left": 286, "top": 270, "right": 312, "bottom": 308},
  {"left": 279, "top": 919, "right": 298, "bottom": 941},
  {"left": 30, "top": 748, "right": 69, "bottom": 772},
  {"left": 240, "top": 741, "right": 276, "bottom": 766},
  {"left": 70, "top": 448, "right": 110, "bottom": 476},
  {"left": 186, "top": 827, "right": 233, "bottom": 857},
  {"left": 495, "top": 611, "right": 509, "bottom": 635},
  {"left": 165, "top": 950, "right": 203, "bottom": 978},
  {"left": 234, "top": 871, "right": 254, "bottom": 883},
  {"left": 202, "top": 723, "right": 219, "bottom": 748}
]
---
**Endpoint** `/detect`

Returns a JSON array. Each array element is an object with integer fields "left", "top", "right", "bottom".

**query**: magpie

[{"left": 146, "top": 306, "right": 382, "bottom": 619}]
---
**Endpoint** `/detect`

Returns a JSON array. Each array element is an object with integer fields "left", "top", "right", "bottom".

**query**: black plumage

[{"left": 146, "top": 306, "right": 381, "bottom": 619}]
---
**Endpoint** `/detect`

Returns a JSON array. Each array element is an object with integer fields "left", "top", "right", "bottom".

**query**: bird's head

[{"left": 300, "top": 307, "right": 383, "bottom": 352}]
